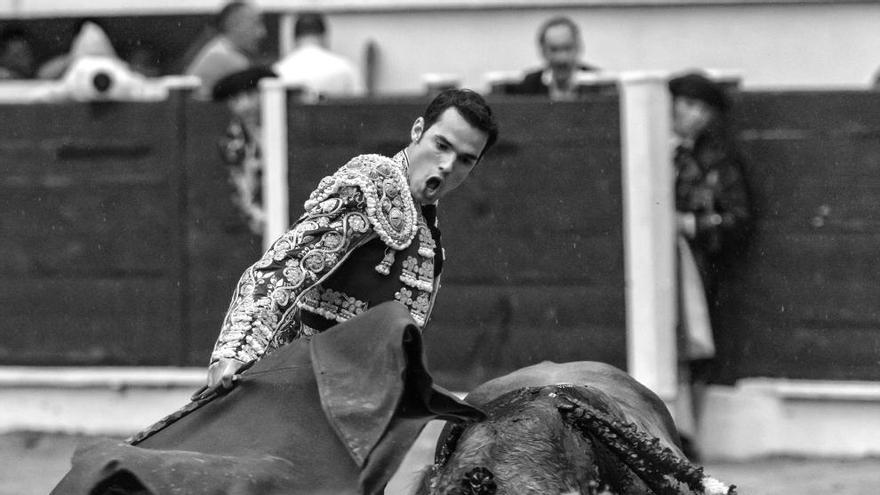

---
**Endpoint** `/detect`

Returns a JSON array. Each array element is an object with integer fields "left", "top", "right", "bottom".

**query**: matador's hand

[{"left": 192, "top": 358, "right": 248, "bottom": 400}]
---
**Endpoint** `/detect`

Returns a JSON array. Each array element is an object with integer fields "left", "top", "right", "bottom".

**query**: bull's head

[{"left": 416, "top": 385, "right": 736, "bottom": 495}]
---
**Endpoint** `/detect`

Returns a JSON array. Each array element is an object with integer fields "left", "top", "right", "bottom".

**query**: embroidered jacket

[{"left": 211, "top": 152, "right": 443, "bottom": 364}]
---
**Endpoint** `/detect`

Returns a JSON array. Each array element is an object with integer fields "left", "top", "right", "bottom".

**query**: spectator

[
  {"left": 273, "top": 12, "right": 363, "bottom": 101},
  {"left": 36, "top": 18, "right": 119, "bottom": 80},
  {"left": 212, "top": 66, "right": 277, "bottom": 234},
  {"left": 508, "top": 15, "right": 598, "bottom": 100},
  {"left": 0, "top": 24, "right": 35, "bottom": 79},
  {"left": 669, "top": 71, "right": 752, "bottom": 460},
  {"left": 127, "top": 41, "right": 162, "bottom": 78},
  {"left": 29, "top": 20, "right": 165, "bottom": 102},
  {"left": 185, "top": 1, "right": 266, "bottom": 99}
]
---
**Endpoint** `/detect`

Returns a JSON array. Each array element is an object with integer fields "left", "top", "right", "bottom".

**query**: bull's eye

[{"left": 460, "top": 467, "right": 496, "bottom": 495}]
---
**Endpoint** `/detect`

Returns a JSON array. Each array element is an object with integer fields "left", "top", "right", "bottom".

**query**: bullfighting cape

[
  {"left": 51, "top": 302, "right": 484, "bottom": 495},
  {"left": 212, "top": 152, "right": 443, "bottom": 365}
]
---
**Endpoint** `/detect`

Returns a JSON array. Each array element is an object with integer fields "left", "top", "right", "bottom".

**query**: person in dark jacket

[
  {"left": 508, "top": 16, "right": 598, "bottom": 100},
  {"left": 669, "top": 71, "right": 752, "bottom": 461},
  {"left": 671, "top": 72, "right": 751, "bottom": 321}
]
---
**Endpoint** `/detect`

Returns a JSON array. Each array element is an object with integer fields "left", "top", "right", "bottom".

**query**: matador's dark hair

[{"left": 421, "top": 88, "right": 499, "bottom": 160}]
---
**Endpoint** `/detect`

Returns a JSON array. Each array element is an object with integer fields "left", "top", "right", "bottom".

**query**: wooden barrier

[
  {"left": 0, "top": 97, "right": 188, "bottom": 365},
  {"left": 181, "top": 100, "right": 265, "bottom": 366},
  {"left": 2, "top": 89, "right": 879, "bottom": 388},
  {"left": 715, "top": 91, "right": 880, "bottom": 383}
]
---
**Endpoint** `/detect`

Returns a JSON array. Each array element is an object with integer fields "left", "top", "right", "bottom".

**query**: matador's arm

[{"left": 210, "top": 154, "right": 419, "bottom": 364}]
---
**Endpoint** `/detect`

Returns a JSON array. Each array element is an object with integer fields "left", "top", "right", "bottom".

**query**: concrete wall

[
  {"left": 311, "top": 2, "right": 880, "bottom": 93},
  {"left": 4, "top": 1, "right": 879, "bottom": 92},
  {"left": 700, "top": 379, "right": 880, "bottom": 460}
]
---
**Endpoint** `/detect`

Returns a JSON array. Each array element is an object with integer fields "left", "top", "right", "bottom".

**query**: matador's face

[{"left": 405, "top": 108, "right": 488, "bottom": 204}]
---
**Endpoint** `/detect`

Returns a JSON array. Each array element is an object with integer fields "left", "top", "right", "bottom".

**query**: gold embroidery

[
  {"left": 304, "top": 153, "right": 418, "bottom": 250},
  {"left": 299, "top": 287, "right": 368, "bottom": 324},
  {"left": 400, "top": 256, "right": 434, "bottom": 293},
  {"left": 375, "top": 246, "right": 396, "bottom": 275},
  {"left": 395, "top": 288, "right": 430, "bottom": 327},
  {"left": 418, "top": 224, "right": 436, "bottom": 258}
]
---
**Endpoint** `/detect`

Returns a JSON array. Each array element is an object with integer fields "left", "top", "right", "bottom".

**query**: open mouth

[{"left": 424, "top": 176, "right": 443, "bottom": 198}]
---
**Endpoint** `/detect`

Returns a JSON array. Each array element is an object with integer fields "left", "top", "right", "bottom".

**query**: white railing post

[
  {"left": 279, "top": 13, "right": 295, "bottom": 58},
  {"left": 260, "top": 78, "right": 289, "bottom": 251},
  {"left": 618, "top": 71, "right": 678, "bottom": 402}
]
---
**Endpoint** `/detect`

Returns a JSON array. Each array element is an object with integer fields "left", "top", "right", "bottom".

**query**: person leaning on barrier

[
  {"left": 669, "top": 71, "right": 752, "bottom": 460},
  {"left": 508, "top": 15, "right": 599, "bottom": 100},
  {"left": 36, "top": 18, "right": 119, "bottom": 80},
  {"left": 185, "top": 1, "right": 267, "bottom": 99},
  {"left": 29, "top": 20, "right": 166, "bottom": 102},
  {"left": 198, "top": 88, "right": 499, "bottom": 396}
]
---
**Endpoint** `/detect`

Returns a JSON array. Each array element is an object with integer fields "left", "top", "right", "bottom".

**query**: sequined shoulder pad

[{"left": 303, "top": 153, "right": 418, "bottom": 250}]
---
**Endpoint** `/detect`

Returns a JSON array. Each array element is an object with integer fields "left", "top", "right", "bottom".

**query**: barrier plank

[
  {"left": 0, "top": 279, "right": 179, "bottom": 365},
  {"left": 0, "top": 99, "right": 185, "bottom": 365},
  {"left": 713, "top": 91, "right": 880, "bottom": 382}
]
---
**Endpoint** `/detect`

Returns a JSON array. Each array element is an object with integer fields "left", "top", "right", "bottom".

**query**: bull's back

[{"left": 464, "top": 361, "right": 681, "bottom": 452}]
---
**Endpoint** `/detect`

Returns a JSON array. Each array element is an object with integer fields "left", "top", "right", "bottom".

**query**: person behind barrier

[
  {"left": 126, "top": 41, "right": 162, "bottom": 78},
  {"left": 508, "top": 15, "right": 598, "bottom": 100},
  {"left": 198, "top": 88, "right": 498, "bottom": 396},
  {"left": 669, "top": 71, "right": 752, "bottom": 460},
  {"left": 185, "top": 1, "right": 266, "bottom": 99},
  {"left": 0, "top": 24, "right": 35, "bottom": 79},
  {"left": 36, "top": 18, "right": 119, "bottom": 80},
  {"left": 30, "top": 20, "right": 164, "bottom": 102},
  {"left": 272, "top": 12, "right": 363, "bottom": 101},
  {"left": 212, "top": 66, "right": 277, "bottom": 235}
]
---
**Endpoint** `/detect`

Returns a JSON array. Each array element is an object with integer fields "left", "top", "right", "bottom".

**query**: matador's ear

[{"left": 411, "top": 117, "right": 425, "bottom": 142}]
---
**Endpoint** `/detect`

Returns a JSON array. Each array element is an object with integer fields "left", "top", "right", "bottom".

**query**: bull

[
  {"left": 50, "top": 301, "right": 735, "bottom": 495},
  {"left": 415, "top": 361, "right": 735, "bottom": 495}
]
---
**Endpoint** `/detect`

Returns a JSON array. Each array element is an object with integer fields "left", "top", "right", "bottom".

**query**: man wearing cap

[
  {"left": 669, "top": 71, "right": 752, "bottom": 460},
  {"left": 199, "top": 88, "right": 499, "bottom": 396}
]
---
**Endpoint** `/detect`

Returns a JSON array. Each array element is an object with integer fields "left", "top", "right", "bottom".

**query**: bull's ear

[{"left": 433, "top": 421, "right": 467, "bottom": 466}]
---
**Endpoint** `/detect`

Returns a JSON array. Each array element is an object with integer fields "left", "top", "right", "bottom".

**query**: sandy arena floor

[{"left": 3, "top": 427, "right": 879, "bottom": 495}]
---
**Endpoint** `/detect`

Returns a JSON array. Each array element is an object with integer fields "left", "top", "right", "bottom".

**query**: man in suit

[{"left": 508, "top": 16, "right": 598, "bottom": 100}]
